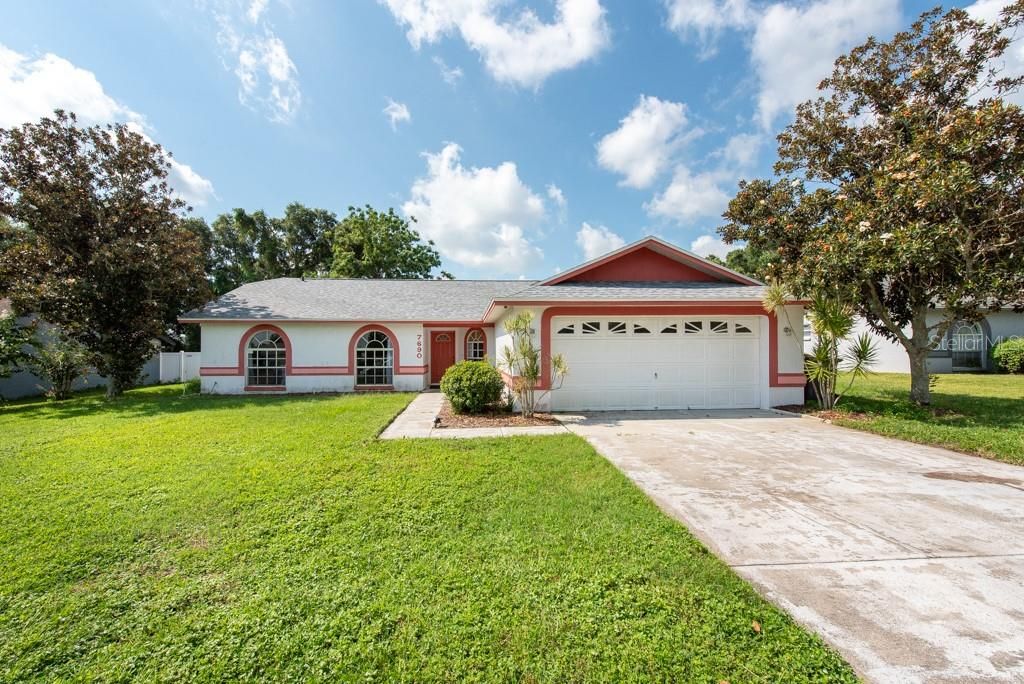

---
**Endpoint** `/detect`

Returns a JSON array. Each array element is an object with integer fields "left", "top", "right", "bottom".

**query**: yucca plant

[
  {"left": 804, "top": 295, "right": 878, "bottom": 409},
  {"left": 499, "top": 310, "right": 567, "bottom": 417},
  {"left": 764, "top": 285, "right": 877, "bottom": 410}
]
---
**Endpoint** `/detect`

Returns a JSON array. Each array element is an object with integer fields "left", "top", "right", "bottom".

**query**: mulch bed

[
  {"left": 776, "top": 404, "right": 870, "bottom": 422},
  {"left": 436, "top": 398, "right": 562, "bottom": 428}
]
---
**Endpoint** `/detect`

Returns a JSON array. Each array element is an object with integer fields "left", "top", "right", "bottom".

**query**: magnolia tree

[
  {"left": 0, "top": 111, "right": 210, "bottom": 397},
  {"left": 499, "top": 311, "right": 567, "bottom": 418},
  {"left": 720, "top": 5, "right": 1024, "bottom": 404}
]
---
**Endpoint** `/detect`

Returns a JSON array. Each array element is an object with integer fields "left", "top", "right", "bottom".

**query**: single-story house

[
  {"left": 804, "top": 309, "right": 1024, "bottom": 374},
  {"left": 180, "top": 237, "right": 808, "bottom": 410}
]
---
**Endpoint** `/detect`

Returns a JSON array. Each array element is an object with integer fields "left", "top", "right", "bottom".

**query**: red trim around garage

[
  {"left": 538, "top": 305, "right": 789, "bottom": 389},
  {"left": 776, "top": 372, "right": 807, "bottom": 386}
]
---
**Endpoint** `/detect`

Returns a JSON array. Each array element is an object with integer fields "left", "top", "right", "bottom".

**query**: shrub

[
  {"left": 183, "top": 377, "right": 202, "bottom": 395},
  {"left": 440, "top": 361, "right": 505, "bottom": 414},
  {"left": 992, "top": 338, "right": 1024, "bottom": 373},
  {"left": 30, "top": 332, "right": 91, "bottom": 400}
]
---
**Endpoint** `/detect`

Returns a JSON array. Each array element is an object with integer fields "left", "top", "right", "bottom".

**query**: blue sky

[{"left": 0, "top": 0, "right": 1002, "bottom": 278}]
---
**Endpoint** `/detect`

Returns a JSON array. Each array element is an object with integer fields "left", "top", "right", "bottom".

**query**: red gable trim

[{"left": 539, "top": 237, "right": 761, "bottom": 287}]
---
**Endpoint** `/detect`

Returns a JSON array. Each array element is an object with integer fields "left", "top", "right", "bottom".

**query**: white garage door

[{"left": 550, "top": 316, "right": 763, "bottom": 410}]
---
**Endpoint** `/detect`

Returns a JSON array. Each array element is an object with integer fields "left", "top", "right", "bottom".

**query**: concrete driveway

[{"left": 562, "top": 410, "right": 1024, "bottom": 683}]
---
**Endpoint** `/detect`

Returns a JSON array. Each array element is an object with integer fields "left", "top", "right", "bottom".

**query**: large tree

[
  {"left": 331, "top": 205, "right": 450, "bottom": 279},
  {"left": 0, "top": 111, "right": 210, "bottom": 397},
  {"left": 720, "top": 4, "right": 1024, "bottom": 404},
  {"left": 207, "top": 203, "right": 336, "bottom": 295}
]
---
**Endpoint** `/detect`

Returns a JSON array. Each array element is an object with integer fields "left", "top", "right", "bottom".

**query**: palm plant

[
  {"left": 804, "top": 295, "right": 878, "bottom": 409},
  {"left": 764, "top": 285, "right": 877, "bottom": 410},
  {"left": 499, "top": 311, "right": 567, "bottom": 417}
]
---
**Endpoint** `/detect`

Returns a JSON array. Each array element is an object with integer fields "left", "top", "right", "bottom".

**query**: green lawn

[
  {"left": 827, "top": 373, "right": 1024, "bottom": 465},
  {"left": 0, "top": 386, "right": 854, "bottom": 682}
]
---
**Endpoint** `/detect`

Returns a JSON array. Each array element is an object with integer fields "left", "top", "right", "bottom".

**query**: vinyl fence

[{"left": 159, "top": 352, "right": 201, "bottom": 383}]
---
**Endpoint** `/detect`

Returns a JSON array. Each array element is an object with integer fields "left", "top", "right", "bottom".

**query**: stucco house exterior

[
  {"left": 180, "top": 237, "right": 808, "bottom": 410},
  {"left": 806, "top": 309, "right": 1024, "bottom": 374}
]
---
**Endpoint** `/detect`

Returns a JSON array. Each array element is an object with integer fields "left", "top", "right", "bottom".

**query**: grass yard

[
  {"left": 0, "top": 386, "right": 854, "bottom": 682},
  {"left": 826, "top": 373, "right": 1024, "bottom": 465}
]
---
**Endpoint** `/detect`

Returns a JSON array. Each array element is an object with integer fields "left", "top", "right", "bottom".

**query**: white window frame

[
  {"left": 246, "top": 331, "right": 286, "bottom": 387},
  {"left": 356, "top": 331, "right": 394, "bottom": 386}
]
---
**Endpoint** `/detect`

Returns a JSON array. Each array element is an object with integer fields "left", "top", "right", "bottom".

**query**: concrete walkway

[
  {"left": 563, "top": 410, "right": 1024, "bottom": 683},
  {"left": 380, "top": 392, "right": 569, "bottom": 439}
]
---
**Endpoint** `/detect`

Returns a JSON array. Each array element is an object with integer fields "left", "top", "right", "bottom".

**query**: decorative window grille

[
  {"left": 356, "top": 331, "right": 394, "bottom": 386},
  {"left": 246, "top": 331, "right": 286, "bottom": 387}
]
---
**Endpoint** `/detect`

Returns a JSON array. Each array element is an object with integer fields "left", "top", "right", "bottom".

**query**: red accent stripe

[
  {"left": 244, "top": 385, "right": 286, "bottom": 392},
  {"left": 290, "top": 366, "right": 348, "bottom": 375},
  {"left": 200, "top": 366, "right": 242, "bottom": 376},
  {"left": 776, "top": 372, "right": 807, "bottom": 386}
]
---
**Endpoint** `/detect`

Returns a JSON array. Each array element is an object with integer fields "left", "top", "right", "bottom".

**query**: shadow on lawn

[
  {"left": 838, "top": 384, "right": 1024, "bottom": 431},
  {"left": 0, "top": 385, "right": 347, "bottom": 420}
]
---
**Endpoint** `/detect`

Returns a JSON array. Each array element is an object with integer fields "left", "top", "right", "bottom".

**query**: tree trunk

[
  {"left": 908, "top": 350, "right": 931, "bottom": 405},
  {"left": 906, "top": 304, "right": 932, "bottom": 405}
]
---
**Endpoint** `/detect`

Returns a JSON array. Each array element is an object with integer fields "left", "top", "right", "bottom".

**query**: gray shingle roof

[
  {"left": 180, "top": 278, "right": 769, "bottom": 322},
  {"left": 181, "top": 278, "right": 537, "bottom": 321},
  {"left": 494, "top": 281, "right": 768, "bottom": 302}
]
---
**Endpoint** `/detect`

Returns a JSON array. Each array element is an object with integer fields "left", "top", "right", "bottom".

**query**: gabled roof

[{"left": 538, "top": 236, "right": 762, "bottom": 287}]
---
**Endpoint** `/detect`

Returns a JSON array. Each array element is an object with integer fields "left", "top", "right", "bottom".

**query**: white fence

[{"left": 159, "top": 352, "right": 201, "bottom": 383}]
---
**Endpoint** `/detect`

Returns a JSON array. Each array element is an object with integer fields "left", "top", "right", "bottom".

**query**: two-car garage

[{"left": 549, "top": 315, "right": 765, "bottom": 411}]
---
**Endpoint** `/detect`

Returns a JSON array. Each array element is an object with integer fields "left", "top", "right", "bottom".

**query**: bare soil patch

[{"left": 436, "top": 398, "right": 561, "bottom": 428}]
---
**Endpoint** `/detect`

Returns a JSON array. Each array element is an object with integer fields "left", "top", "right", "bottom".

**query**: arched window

[
  {"left": 247, "top": 330, "right": 286, "bottom": 387},
  {"left": 465, "top": 329, "right": 486, "bottom": 361},
  {"left": 950, "top": 321, "right": 985, "bottom": 369},
  {"left": 356, "top": 330, "right": 394, "bottom": 386}
]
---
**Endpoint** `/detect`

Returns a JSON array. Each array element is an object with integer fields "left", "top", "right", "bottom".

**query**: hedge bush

[
  {"left": 992, "top": 338, "right": 1024, "bottom": 373},
  {"left": 440, "top": 361, "right": 505, "bottom": 414}
]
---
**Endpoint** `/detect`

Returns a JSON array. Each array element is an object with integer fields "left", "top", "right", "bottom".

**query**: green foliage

[
  {"left": 207, "top": 203, "right": 337, "bottom": 295},
  {"left": 499, "top": 310, "right": 568, "bottom": 417},
  {"left": 0, "top": 388, "right": 855, "bottom": 680},
  {"left": 992, "top": 338, "right": 1024, "bottom": 373},
  {"left": 799, "top": 295, "right": 878, "bottom": 409},
  {"left": 0, "top": 311, "right": 34, "bottom": 380},
  {"left": 331, "top": 205, "right": 450, "bottom": 279},
  {"left": 720, "top": 5, "right": 1024, "bottom": 405},
  {"left": 29, "top": 330, "right": 90, "bottom": 400},
  {"left": 439, "top": 360, "right": 504, "bottom": 413},
  {"left": 0, "top": 110, "right": 210, "bottom": 397},
  {"left": 708, "top": 244, "right": 776, "bottom": 280},
  {"left": 183, "top": 377, "right": 202, "bottom": 395}
]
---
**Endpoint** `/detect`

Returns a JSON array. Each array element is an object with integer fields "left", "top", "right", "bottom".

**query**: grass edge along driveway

[
  {"left": 823, "top": 372, "right": 1023, "bottom": 466},
  {"left": 0, "top": 386, "right": 856, "bottom": 682}
]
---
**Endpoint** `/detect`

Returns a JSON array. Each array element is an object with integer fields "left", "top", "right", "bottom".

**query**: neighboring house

[
  {"left": 803, "top": 309, "right": 1024, "bottom": 374},
  {"left": 180, "top": 237, "right": 808, "bottom": 410},
  {"left": 0, "top": 298, "right": 160, "bottom": 400}
]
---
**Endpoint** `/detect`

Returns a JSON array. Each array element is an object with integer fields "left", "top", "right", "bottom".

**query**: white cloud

[
  {"left": 246, "top": 0, "right": 269, "bottom": 23},
  {"left": 663, "top": 0, "right": 754, "bottom": 57},
  {"left": 402, "top": 143, "right": 547, "bottom": 273},
  {"left": 967, "top": 0, "right": 1024, "bottom": 105},
  {"left": 690, "top": 234, "right": 732, "bottom": 259},
  {"left": 0, "top": 44, "right": 215, "bottom": 207},
  {"left": 383, "top": 97, "right": 411, "bottom": 130},
  {"left": 751, "top": 0, "right": 899, "bottom": 129},
  {"left": 433, "top": 56, "right": 464, "bottom": 85},
  {"left": 664, "top": 0, "right": 899, "bottom": 129},
  {"left": 216, "top": 8, "right": 301, "bottom": 123},
  {"left": 718, "top": 132, "right": 762, "bottom": 169},
  {"left": 596, "top": 95, "right": 695, "bottom": 189},
  {"left": 546, "top": 183, "right": 567, "bottom": 222},
  {"left": 575, "top": 222, "right": 624, "bottom": 260},
  {"left": 380, "top": 0, "right": 610, "bottom": 88},
  {"left": 645, "top": 165, "right": 731, "bottom": 222}
]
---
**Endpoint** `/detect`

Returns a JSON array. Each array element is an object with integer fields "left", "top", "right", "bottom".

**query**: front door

[{"left": 430, "top": 331, "right": 455, "bottom": 385}]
